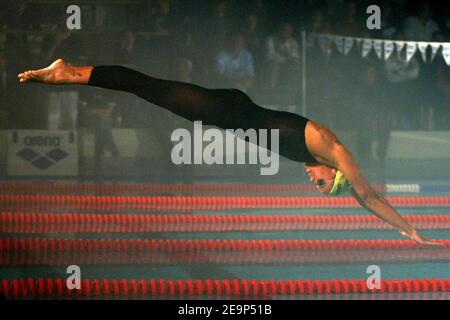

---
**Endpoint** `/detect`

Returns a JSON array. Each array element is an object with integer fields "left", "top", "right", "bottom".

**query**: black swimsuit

[{"left": 88, "top": 66, "right": 317, "bottom": 163}]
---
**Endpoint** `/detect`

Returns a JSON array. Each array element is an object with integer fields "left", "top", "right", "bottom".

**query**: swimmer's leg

[
  {"left": 18, "top": 59, "right": 260, "bottom": 127},
  {"left": 18, "top": 59, "right": 93, "bottom": 85},
  {"left": 19, "top": 59, "right": 313, "bottom": 162}
]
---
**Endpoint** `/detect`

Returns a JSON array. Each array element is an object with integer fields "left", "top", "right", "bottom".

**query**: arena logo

[
  {"left": 16, "top": 146, "right": 69, "bottom": 170},
  {"left": 23, "top": 135, "right": 61, "bottom": 147},
  {"left": 171, "top": 121, "right": 279, "bottom": 176}
]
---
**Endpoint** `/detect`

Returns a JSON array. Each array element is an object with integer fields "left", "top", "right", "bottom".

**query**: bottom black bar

[{"left": 1, "top": 299, "right": 449, "bottom": 319}]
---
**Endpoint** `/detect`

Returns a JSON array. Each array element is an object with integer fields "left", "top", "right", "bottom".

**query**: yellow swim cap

[{"left": 329, "top": 170, "right": 352, "bottom": 196}]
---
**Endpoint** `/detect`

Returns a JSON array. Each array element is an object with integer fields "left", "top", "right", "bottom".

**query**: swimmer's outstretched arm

[{"left": 305, "top": 122, "right": 441, "bottom": 247}]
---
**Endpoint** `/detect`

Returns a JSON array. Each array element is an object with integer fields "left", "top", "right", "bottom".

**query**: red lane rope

[
  {"left": 0, "top": 195, "right": 448, "bottom": 211},
  {"left": 1, "top": 238, "right": 449, "bottom": 266},
  {"left": 2, "top": 212, "right": 450, "bottom": 233},
  {"left": 0, "top": 183, "right": 387, "bottom": 195},
  {"left": 2, "top": 278, "right": 450, "bottom": 298}
]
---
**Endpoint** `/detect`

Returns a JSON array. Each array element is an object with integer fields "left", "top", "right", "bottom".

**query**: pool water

[{"left": 1, "top": 185, "right": 450, "bottom": 300}]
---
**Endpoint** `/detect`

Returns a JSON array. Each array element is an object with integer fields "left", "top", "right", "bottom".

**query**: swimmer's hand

[{"left": 400, "top": 229, "right": 443, "bottom": 247}]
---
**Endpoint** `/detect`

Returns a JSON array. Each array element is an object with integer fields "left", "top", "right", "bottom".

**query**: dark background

[{"left": 0, "top": 0, "right": 449, "bottom": 172}]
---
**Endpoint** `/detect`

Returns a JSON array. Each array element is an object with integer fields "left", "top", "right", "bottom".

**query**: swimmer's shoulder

[
  {"left": 305, "top": 120, "right": 339, "bottom": 144},
  {"left": 304, "top": 120, "right": 345, "bottom": 166}
]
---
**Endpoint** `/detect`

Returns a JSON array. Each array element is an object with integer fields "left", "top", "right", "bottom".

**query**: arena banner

[
  {"left": 7, "top": 130, "right": 78, "bottom": 176},
  {"left": 309, "top": 32, "right": 450, "bottom": 65}
]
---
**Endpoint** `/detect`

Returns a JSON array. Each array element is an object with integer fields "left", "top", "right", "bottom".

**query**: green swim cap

[{"left": 329, "top": 170, "right": 352, "bottom": 196}]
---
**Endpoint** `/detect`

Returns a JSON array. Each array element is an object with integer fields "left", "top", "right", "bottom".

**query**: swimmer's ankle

[{"left": 67, "top": 65, "right": 94, "bottom": 84}]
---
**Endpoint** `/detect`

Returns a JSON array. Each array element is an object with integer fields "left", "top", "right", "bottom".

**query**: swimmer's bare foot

[{"left": 18, "top": 59, "right": 93, "bottom": 85}]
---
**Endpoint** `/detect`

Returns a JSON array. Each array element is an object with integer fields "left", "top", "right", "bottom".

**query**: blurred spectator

[
  {"left": 297, "top": 0, "right": 321, "bottom": 29},
  {"left": 81, "top": 90, "right": 120, "bottom": 172},
  {"left": 214, "top": 33, "right": 255, "bottom": 92},
  {"left": 443, "top": 16, "right": 450, "bottom": 38},
  {"left": 323, "top": 0, "right": 346, "bottom": 21},
  {"left": 431, "top": 33, "right": 450, "bottom": 129},
  {"left": 384, "top": 34, "right": 421, "bottom": 129},
  {"left": 4, "top": 0, "right": 41, "bottom": 30},
  {"left": 93, "top": 4, "right": 107, "bottom": 30},
  {"left": 114, "top": 30, "right": 139, "bottom": 67},
  {"left": 305, "top": 30, "right": 340, "bottom": 125},
  {"left": 242, "top": 14, "right": 263, "bottom": 59},
  {"left": 41, "top": 26, "right": 85, "bottom": 130},
  {"left": 38, "top": 3, "right": 60, "bottom": 31},
  {"left": 149, "top": 0, "right": 177, "bottom": 35},
  {"left": 204, "top": 0, "right": 233, "bottom": 47},
  {"left": 0, "top": 0, "right": 36, "bottom": 128},
  {"left": 271, "top": 0, "right": 302, "bottom": 28},
  {"left": 0, "top": 0, "right": 449, "bottom": 136},
  {"left": 249, "top": 0, "right": 268, "bottom": 18},
  {"left": 141, "top": 1, "right": 179, "bottom": 79},
  {"left": 241, "top": 14, "right": 265, "bottom": 95},
  {"left": 353, "top": 65, "right": 390, "bottom": 164},
  {"left": 0, "top": 50, "right": 7, "bottom": 126},
  {"left": 337, "top": 1, "right": 364, "bottom": 37},
  {"left": 265, "top": 22, "right": 300, "bottom": 103},
  {"left": 403, "top": 2, "right": 440, "bottom": 41},
  {"left": 0, "top": 50, "right": 6, "bottom": 102},
  {"left": 3, "top": 2, "right": 33, "bottom": 128},
  {"left": 246, "top": 0, "right": 270, "bottom": 35},
  {"left": 306, "top": 9, "right": 327, "bottom": 34},
  {"left": 376, "top": 1, "right": 400, "bottom": 39},
  {"left": 433, "top": 62, "right": 450, "bottom": 129}
]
